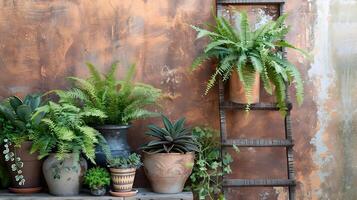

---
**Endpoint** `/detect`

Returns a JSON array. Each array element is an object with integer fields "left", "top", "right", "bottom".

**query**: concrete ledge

[{"left": 0, "top": 188, "right": 193, "bottom": 200}]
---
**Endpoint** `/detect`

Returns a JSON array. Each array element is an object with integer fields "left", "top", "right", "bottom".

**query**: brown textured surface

[
  {"left": 1, "top": 0, "right": 356, "bottom": 199},
  {"left": 0, "top": 0, "right": 218, "bottom": 188}
]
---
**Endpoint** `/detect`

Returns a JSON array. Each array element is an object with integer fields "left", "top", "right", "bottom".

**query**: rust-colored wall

[
  {"left": 0, "top": 0, "right": 218, "bottom": 187},
  {"left": 1, "top": 0, "right": 356, "bottom": 199}
]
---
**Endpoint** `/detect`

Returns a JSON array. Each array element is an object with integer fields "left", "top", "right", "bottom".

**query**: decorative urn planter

[
  {"left": 95, "top": 125, "right": 131, "bottom": 166},
  {"left": 229, "top": 70, "right": 260, "bottom": 103},
  {"left": 42, "top": 153, "right": 87, "bottom": 196},
  {"left": 5, "top": 141, "right": 42, "bottom": 193},
  {"left": 143, "top": 152, "right": 194, "bottom": 194},
  {"left": 109, "top": 168, "right": 136, "bottom": 192}
]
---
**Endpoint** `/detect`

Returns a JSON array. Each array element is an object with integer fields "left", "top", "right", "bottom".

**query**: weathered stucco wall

[{"left": 0, "top": 0, "right": 356, "bottom": 199}]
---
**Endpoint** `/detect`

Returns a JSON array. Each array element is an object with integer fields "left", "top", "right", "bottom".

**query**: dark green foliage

[
  {"left": 191, "top": 12, "right": 307, "bottom": 114},
  {"left": 107, "top": 153, "right": 142, "bottom": 169},
  {"left": 140, "top": 115, "right": 199, "bottom": 153},
  {"left": 31, "top": 102, "right": 106, "bottom": 163},
  {"left": 0, "top": 94, "right": 44, "bottom": 145},
  {"left": 84, "top": 167, "right": 110, "bottom": 189},
  {"left": 56, "top": 62, "right": 162, "bottom": 125},
  {"left": 0, "top": 161, "right": 9, "bottom": 188},
  {"left": 188, "top": 127, "right": 239, "bottom": 200}
]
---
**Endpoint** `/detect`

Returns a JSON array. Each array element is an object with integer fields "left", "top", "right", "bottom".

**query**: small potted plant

[
  {"left": 107, "top": 153, "right": 142, "bottom": 197},
  {"left": 0, "top": 94, "right": 44, "bottom": 193},
  {"left": 84, "top": 167, "right": 110, "bottom": 196},
  {"left": 140, "top": 115, "right": 199, "bottom": 193},
  {"left": 56, "top": 62, "right": 161, "bottom": 166},
  {"left": 191, "top": 12, "right": 306, "bottom": 113},
  {"left": 31, "top": 102, "right": 106, "bottom": 196}
]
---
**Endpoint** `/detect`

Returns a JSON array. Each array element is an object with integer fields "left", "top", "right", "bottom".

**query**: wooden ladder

[{"left": 216, "top": 0, "right": 296, "bottom": 199}]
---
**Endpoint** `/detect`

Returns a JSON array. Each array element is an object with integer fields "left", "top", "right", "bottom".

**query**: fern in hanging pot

[{"left": 191, "top": 12, "right": 307, "bottom": 114}]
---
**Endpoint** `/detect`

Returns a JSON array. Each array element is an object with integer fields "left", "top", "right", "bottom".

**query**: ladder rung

[
  {"left": 223, "top": 179, "right": 296, "bottom": 187},
  {"left": 218, "top": 0, "right": 286, "bottom": 4},
  {"left": 223, "top": 139, "right": 294, "bottom": 147},
  {"left": 221, "top": 102, "right": 292, "bottom": 111}
]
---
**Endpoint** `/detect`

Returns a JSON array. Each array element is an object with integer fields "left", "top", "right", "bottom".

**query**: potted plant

[
  {"left": 55, "top": 62, "right": 161, "bottom": 166},
  {"left": 191, "top": 12, "right": 306, "bottom": 113},
  {"left": 0, "top": 94, "right": 44, "bottom": 193},
  {"left": 107, "top": 153, "right": 142, "bottom": 197},
  {"left": 84, "top": 167, "right": 110, "bottom": 196},
  {"left": 140, "top": 115, "right": 199, "bottom": 194},
  {"left": 31, "top": 102, "right": 106, "bottom": 196},
  {"left": 188, "top": 127, "right": 239, "bottom": 200}
]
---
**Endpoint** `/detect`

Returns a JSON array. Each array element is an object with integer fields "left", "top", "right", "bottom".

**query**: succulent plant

[
  {"left": 140, "top": 115, "right": 199, "bottom": 154},
  {"left": 0, "top": 94, "right": 44, "bottom": 133},
  {"left": 107, "top": 153, "right": 142, "bottom": 169},
  {"left": 0, "top": 93, "right": 44, "bottom": 186}
]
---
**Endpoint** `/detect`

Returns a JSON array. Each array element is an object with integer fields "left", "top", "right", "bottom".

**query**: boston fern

[
  {"left": 191, "top": 12, "right": 306, "bottom": 113},
  {"left": 30, "top": 102, "right": 106, "bottom": 163},
  {"left": 55, "top": 62, "right": 161, "bottom": 125},
  {"left": 140, "top": 115, "right": 199, "bottom": 154}
]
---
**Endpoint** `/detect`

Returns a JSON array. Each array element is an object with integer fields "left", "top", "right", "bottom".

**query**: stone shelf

[{"left": 0, "top": 188, "right": 193, "bottom": 200}]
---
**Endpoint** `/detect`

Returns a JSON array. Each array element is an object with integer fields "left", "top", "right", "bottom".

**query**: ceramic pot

[
  {"left": 229, "top": 70, "right": 260, "bottom": 103},
  {"left": 90, "top": 186, "right": 106, "bottom": 196},
  {"left": 143, "top": 152, "right": 194, "bottom": 193},
  {"left": 95, "top": 125, "right": 131, "bottom": 167},
  {"left": 109, "top": 168, "right": 136, "bottom": 192},
  {"left": 42, "top": 153, "right": 87, "bottom": 196},
  {"left": 5, "top": 141, "right": 42, "bottom": 193}
]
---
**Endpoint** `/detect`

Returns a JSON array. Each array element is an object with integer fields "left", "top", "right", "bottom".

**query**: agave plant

[
  {"left": 30, "top": 102, "right": 106, "bottom": 163},
  {"left": 191, "top": 12, "right": 307, "bottom": 113},
  {"left": 55, "top": 62, "right": 162, "bottom": 125},
  {"left": 140, "top": 115, "right": 199, "bottom": 154}
]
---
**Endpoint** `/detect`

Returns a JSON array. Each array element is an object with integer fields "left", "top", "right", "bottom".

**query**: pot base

[
  {"left": 110, "top": 189, "right": 138, "bottom": 197},
  {"left": 9, "top": 187, "right": 42, "bottom": 194}
]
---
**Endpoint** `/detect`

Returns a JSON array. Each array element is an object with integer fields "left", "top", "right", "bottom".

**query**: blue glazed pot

[{"left": 94, "top": 125, "right": 131, "bottom": 167}]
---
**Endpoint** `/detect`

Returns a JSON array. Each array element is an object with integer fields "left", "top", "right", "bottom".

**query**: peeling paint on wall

[{"left": 308, "top": 0, "right": 335, "bottom": 198}]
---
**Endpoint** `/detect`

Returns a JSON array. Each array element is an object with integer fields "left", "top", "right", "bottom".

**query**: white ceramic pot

[{"left": 42, "top": 153, "right": 87, "bottom": 196}]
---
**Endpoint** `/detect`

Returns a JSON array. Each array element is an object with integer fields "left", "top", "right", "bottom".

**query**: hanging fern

[
  {"left": 55, "top": 62, "right": 162, "bottom": 125},
  {"left": 191, "top": 12, "right": 307, "bottom": 113}
]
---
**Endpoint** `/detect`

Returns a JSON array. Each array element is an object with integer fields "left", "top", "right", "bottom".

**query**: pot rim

[
  {"left": 142, "top": 151, "right": 195, "bottom": 155},
  {"left": 94, "top": 124, "right": 131, "bottom": 129},
  {"left": 109, "top": 167, "right": 136, "bottom": 172}
]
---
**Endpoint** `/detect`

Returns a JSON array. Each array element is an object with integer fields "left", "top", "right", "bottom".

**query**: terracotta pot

[
  {"left": 109, "top": 168, "right": 136, "bottom": 192},
  {"left": 229, "top": 70, "right": 260, "bottom": 103},
  {"left": 42, "top": 153, "right": 87, "bottom": 196},
  {"left": 143, "top": 152, "right": 194, "bottom": 194},
  {"left": 5, "top": 141, "right": 42, "bottom": 192},
  {"left": 94, "top": 125, "right": 131, "bottom": 167}
]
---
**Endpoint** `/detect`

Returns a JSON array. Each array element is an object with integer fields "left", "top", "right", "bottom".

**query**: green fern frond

[
  {"left": 239, "top": 12, "right": 251, "bottom": 46},
  {"left": 86, "top": 62, "right": 103, "bottom": 87}
]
